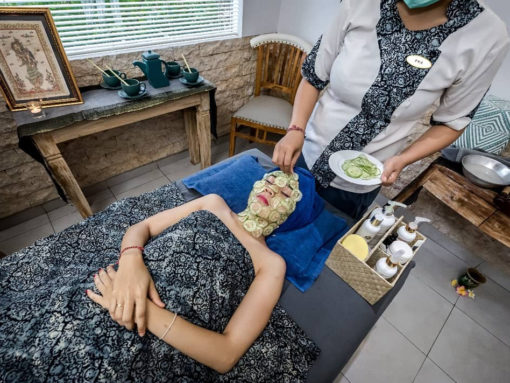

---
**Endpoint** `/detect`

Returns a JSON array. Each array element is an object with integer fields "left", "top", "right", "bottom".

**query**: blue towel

[{"left": 183, "top": 155, "right": 348, "bottom": 291}]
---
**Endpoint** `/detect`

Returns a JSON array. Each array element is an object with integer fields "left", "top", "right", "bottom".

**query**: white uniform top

[{"left": 301, "top": 0, "right": 509, "bottom": 193}]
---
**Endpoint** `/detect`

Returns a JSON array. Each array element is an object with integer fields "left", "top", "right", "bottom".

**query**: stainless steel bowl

[{"left": 461, "top": 154, "right": 510, "bottom": 188}]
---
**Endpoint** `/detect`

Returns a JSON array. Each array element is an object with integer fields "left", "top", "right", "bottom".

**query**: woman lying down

[{"left": 0, "top": 169, "right": 320, "bottom": 382}]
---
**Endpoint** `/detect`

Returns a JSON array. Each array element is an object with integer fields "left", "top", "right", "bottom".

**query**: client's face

[{"left": 238, "top": 171, "right": 302, "bottom": 238}]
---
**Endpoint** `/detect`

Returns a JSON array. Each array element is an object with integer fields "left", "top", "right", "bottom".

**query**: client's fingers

[
  {"left": 149, "top": 280, "right": 165, "bottom": 308},
  {"left": 98, "top": 268, "right": 112, "bottom": 288},
  {"left": 94, "top": 273, "right": 105, "bottom": 295},
  {"left": 106, "top": 264, "right": 117, "bottom": 280},
  {"left": 135, "top": 297, "right": 147, "bottom": 336},
  {"left": 122, "top": 297, "right": 135, "bottom": 331},
  {"left": 86, "top": 289, "right": 107, "bottom": 309}
]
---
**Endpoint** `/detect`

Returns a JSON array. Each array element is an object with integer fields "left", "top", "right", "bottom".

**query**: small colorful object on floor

[{"left": 451, "top": 279, "right": 476, "bottom": 299}]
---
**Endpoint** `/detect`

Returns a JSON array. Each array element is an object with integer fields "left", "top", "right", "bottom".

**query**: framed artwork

[{"left": 0, "top": 7, "right": 82, "bottom": 111}]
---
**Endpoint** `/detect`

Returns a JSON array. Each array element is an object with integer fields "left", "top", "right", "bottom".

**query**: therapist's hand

[
  {"left": 381, "top": 155, "right": 406, "bottom": 186},
  {"left": 272, "top": 130, "right": 305, "bottom": 173}
]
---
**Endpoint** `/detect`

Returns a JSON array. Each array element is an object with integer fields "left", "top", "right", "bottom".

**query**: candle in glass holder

[{"left": 27, "top": 100, "right": 45, "bottom": 118}]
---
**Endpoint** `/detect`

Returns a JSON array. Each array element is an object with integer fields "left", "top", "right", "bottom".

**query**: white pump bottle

[
  {"left": 369, "top": 201, "right": 407, "bottom": 245},
  {"left": 397, "top": 217, "right": 431, "bottom": 244},
  {"left": 375, "top": 249, "right": 404, "bottom": 280},
  {"left": 355, "top": 213, "right": 384, "bottom": 243}
]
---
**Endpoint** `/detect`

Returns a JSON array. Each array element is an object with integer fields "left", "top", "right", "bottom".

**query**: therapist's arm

[
  {"left": 272, "top": 78, "right": 320, "bottom": 173},
  {"left": 381, "top": 124, "right": 464, "bottom": 185}
]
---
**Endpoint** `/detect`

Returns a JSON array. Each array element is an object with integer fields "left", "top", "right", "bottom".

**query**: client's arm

[
  {"left": 112, "top": 194, "right": 230, "bottom": 336},
  {"left": 89, "top": 244, "right": 286, "bottom": 373}
]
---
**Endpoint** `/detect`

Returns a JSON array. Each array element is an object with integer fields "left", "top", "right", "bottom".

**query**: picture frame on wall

[{"left": 0, "top": 7, "right": 82, "bottom": 111}]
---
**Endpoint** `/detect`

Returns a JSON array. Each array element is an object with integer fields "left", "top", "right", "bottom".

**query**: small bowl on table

[
  {"left": 183, "top": 68, "right": 199, "bottom": 83},
  {"left": 461, "top": 154, "right": 510, "bottom": 188}
]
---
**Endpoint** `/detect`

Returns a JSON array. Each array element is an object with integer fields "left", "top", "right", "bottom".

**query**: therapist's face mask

[
  {"left": 403, "top": 0, "right": 442, "bottom": 9},
  {"left": 238, "top": 171, "right": 302, "bottom": 238}
]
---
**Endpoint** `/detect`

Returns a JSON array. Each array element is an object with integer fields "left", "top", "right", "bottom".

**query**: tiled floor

[{"left": 1, "top": 135, "right": 509, "bottom": 383}]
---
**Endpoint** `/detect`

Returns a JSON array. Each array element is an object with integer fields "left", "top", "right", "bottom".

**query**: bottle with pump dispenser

[
  {"left": 355, "top": 213, "right": 384, "bottom": 243},
  {"left": 397, "top": 217, "right": 430, "bottom": 244},
  {"left": 369, "top": 201, "right": 407, "bottom": 245},
  {"left": 375, "top": 249, "right": 404, "bottom": 280}
]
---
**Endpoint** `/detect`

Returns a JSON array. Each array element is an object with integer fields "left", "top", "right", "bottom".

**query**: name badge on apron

[{"left": 406, "top": 55, "right": 432, "bottom": 69}]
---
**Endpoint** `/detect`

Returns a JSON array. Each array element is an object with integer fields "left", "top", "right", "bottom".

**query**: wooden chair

[{"left": 229, "top": 33, "right": 312, "bottom": 156}]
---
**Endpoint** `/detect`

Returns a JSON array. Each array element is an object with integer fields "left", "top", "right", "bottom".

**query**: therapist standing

[{"left": 272, "top": 0, "right": 509, "bottom": 220}]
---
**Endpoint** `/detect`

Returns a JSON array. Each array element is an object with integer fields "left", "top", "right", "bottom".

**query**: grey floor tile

[
  {"left": 110, "top": 168, "right": 166, "bottom": 196},
  {"left": 429, "top": 308, "right": 510, "bottom": 383},
  {"left": 42, "top": 197, "right": 67, "bottom": 213},
  {"left": 383, "top": 274, "right": 453, "bottom": 354},
  {"left": 48, "top": 189, "right": 116, "bottom": 222},
  {"left": 48, "top": 203, "right": 79, "bottom": 222},
  {"left": 401, "top": 209, "right": 483, "bottom": 267},
  {"left": 333, "top": 372, "right": 351, "bottom": 383},
  {"left": 0, "top": 205, "right": 46, "bottom": 231},
  {"left": 414, "top": 358, "right": 455, "bottom": 383},
  {"left": 115, "top": 177, "right": 170, "bottom": 200},
  {"left": 456, "top": 278, "right": 510, "bottom": 347},
  {"left": 106, "top": 162, "right": 158, "bottom": 188},
  {"left": 477, "top": 261, "right": 510, "bottom": 292},
  {"left": 342, "top": 317, "right": 425, "bottom": 383},
  {"left": 0, "top": 214, "right": 50, "bottom": 242},
  {"left": 52, "top": 211, "right": 83, "bottom": 233},
  {"left": 412, "top": 239, "right": 468, "bottom": 304},
  {"left": 0, "top": 223, "right": 54, "bottom": 255},
  {"left": 160, "top": 157, "right": 201, "bottom": 181},
  {"left": 82, "top": 180, "right": 109, "bottom": 197},
  {"left": 157, "top": 149, "right": 190, "bottom": 167}
]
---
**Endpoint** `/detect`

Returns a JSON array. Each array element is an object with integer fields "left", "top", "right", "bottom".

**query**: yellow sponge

[{"left": 341, "top": 234, "right": 369, "bottom": 262}]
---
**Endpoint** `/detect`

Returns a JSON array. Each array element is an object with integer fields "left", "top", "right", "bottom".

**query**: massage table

[{"left": 178, "top": 148, "right": 414, "bottom": 383}]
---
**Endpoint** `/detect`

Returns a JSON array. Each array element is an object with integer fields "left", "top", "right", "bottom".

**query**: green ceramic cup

[
  {"left": 183, "top": 67, "right": 199, "bottom": 83},
  {"left": 103, "top": 69, "right": 126, "bottom": 87},
  {"left": 458, "top": 268, "right": 486, "bottom": 289},
  {"left": 165, "top": 61, "right": 181, "bottom": 77},
  {"left": 121, "top": 78, "right": 145, "bottom": 97}
]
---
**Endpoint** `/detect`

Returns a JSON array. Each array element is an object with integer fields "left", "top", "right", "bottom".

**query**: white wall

[
  {"left": 277, "top": 0, "right": 510, "bottom": 99},
  {"left": 242, "top": 0, "right": 282, "bottom": 36}
]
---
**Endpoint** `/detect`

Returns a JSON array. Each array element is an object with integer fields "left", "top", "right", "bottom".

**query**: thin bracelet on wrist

[
  {"left": 287, "top": 125, "right": 306, "bottom": 137},
  {"left": 119, "top": 246, "right": 144, "bottom": 259}
]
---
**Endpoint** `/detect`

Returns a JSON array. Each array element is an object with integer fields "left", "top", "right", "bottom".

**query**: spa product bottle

[
  {"left": 375, "top": 249, "right": 404, "bottom": 280},
  {"left": 388, "top": 240, "right": 414, "bottom": 266},
  {"left": 355, "top": 213, "right": 384, "bottom": 242},
  {"left": 397, "top": 217, "right": 431, "bottom": 244},
  {"left": 369, "top": 201, "right": 407, "bottom": 245},
  {"left": 412, "top": 239, "right": 425, "bottom": 252}
]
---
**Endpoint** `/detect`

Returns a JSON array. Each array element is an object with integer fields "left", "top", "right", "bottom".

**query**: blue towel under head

[{"left": 183, "top": 155, "right": 348, "bottom": 292}]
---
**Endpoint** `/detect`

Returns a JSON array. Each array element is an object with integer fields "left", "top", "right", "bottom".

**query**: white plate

[{"left": 329, "top": 150, "right": 383, "bottom": 186}]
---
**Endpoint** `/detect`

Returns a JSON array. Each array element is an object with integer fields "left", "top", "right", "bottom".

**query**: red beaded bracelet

[
  {"left": 119, "top": 246, "right": 144, "bottom": 258},
  {"left": 287, "top": 125, "right": 306, "bottom": 137}
]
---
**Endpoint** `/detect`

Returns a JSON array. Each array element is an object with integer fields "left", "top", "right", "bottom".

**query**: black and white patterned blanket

[{"left": 0, "top": 183, "right": 319, "bottom": 382}]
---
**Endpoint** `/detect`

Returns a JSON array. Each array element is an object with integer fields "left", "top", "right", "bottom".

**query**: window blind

[{"left": 2, "top": 0, "right": 241, "bottom": 58}]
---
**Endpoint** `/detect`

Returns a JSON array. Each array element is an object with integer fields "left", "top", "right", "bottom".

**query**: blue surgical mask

[{"left": 403, "top": 0, "right": 442, "bottom": 9}]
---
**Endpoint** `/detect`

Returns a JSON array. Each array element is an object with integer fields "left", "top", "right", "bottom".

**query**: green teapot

[{"left": 133, "top": 50, "right": 169, "bottom": 88}]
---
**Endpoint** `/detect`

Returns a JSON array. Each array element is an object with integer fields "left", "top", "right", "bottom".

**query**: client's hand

[
  {"left": 87, "top": 265, "right": 118, "bottom": 315},
  {"left": 112, "top": 257, "right": 165, "bottom": 336}
]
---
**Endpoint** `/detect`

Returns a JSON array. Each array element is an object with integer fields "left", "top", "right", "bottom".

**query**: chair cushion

[
  {"left": 234, "top": 95, "right": 293, "bottom": 130},
  {"left": 453, "top": 95, "right": 510, "bottom": 155}
]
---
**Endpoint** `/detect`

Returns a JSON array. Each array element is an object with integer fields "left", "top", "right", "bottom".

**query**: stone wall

[{"left": 0, "top": 37, "right": 257, "bottom": 219}]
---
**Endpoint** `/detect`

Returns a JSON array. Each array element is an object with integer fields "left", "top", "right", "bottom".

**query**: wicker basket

[{"left": 326, "top": 206, "right": 426, "bottom": 305}]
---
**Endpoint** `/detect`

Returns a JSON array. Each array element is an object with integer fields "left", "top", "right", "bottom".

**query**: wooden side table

[
  {"left": 394, "top": 162, "right": 510, "bottom": 248},
  {"left": 16, "top": 79, "right": 215, "bottom": 218}
]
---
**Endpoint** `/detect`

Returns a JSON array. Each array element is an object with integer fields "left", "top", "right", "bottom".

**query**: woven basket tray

[{"left": 326, "top": 206, "right": 426, "bottom": 305}]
